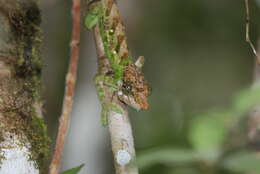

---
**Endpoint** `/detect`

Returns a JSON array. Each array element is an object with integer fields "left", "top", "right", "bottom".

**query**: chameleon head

[
  {"left": 117, "top": 91, "right": 143, "bottom": 111},
  {"left": 118, "top": 62, "right": 150, "bottom": 110}
]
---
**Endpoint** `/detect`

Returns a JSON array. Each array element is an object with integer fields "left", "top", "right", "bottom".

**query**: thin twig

[
  {"left": 49, "top": 0, "right": 81, "bottom": 174},
  {"left": 245, "top": 0, "right": 260, "bottom": 64}
]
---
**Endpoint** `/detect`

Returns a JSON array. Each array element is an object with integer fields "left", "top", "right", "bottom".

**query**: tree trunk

[{"left": 0, "top": 0, "right": 50, "bottom": 174}]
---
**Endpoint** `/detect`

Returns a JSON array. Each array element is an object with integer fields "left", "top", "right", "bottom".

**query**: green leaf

[
  {"left": 137, "top": 148, "right": 197, "bottom": 169},
  {"left": 84, "top": 13, "right": 99, "bottom": 29},
  {"left": 232, "top": 87, "right": 260, "bottom": 116},
  {"left": 189, "top": 116, "right": 227, "bottom": 153},
  {"left": 222, "top": 151, "right": 260, "bottom": 173},
  {"left": 61, "top": 164, "right": 85, "bottom": 174},
  {"left": 187, "top": 86, "right": 260, "bottom": 154},
  {"left": 84, "top": 3, "right": 101, "bottom": 30}
]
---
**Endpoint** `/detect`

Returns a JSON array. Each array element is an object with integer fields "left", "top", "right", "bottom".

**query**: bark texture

[
  {"left": 0, "top": 0, "right": 50, "bottom": 173},
  {"left": 49, "top": 0, "right": 81, "bottom": 173},
  {"left": 93, "top": 14, "right": 139, "bottom": 174}
]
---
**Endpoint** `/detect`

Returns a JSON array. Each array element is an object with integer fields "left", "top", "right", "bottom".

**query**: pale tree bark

[
  {"left": 94, "top": 26, "right": 138, "bottom": 174},
  {"left": 0, "top": 0, "right": 50, "bottom": 174},
  {"left": 89, "top": 0, "right": 143, "bottom": 173}
]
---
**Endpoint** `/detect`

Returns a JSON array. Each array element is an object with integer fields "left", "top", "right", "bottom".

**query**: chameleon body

[{"left": 85, "top": 0, "right": 150, "bottom": 125}]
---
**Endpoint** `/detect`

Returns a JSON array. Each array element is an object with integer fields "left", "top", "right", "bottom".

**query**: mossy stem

[{"left": 92, "top": 0, "right": 139, "bottom": 172}]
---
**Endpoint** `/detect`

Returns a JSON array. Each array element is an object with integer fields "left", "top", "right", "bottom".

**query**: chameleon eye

[
  {"left": 122, "top": 83, "right": 132, "bottom": 92},
  {"left": 126, "top": 85, "right": 131, "bottom": 91}
]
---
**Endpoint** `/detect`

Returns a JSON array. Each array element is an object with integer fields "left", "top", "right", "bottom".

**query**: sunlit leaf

[
  {"left": 222, "top": 151, "right": 260, "bottom": 173},
  {"left": 61, "top": 164, "right": 85, "bottom": 174}
]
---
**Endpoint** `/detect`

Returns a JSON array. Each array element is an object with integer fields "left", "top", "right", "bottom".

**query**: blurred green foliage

[
  {"left": 42, "top": 0, "right": 260, "bottom": 174},
  {"left": 125, "top": 1, "right": 260, "bottom": 174},
  {"left": 137, "top": 87, "right": 260, "bottom": 173}
]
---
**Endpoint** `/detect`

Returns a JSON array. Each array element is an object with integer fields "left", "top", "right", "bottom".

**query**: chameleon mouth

[
  {"left": 117, "top": 90, "right": 149, "bottom": 110},
  {"left": 136, "top": 94, "right": 149, "bottom": 110},
  {"left": 117, "top": 91, "right": 142, "bottom": 111},
  {"left": 141, "top": 103, "right": 149, "bottom": 110}
]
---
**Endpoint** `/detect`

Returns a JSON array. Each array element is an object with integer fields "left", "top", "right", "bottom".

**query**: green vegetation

[
  {"left": 137, "top": 87, "right": 260, "bottom": 173},
  {"left": 61, "top": 164, "right": 85, "bottom": 174}
]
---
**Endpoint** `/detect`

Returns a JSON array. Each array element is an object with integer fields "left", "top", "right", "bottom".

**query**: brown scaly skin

[
  {"left": 87, "top": 0, "right": 150, "bottom": 112},
  {"left": 102, "top": 0, "right": 150, "bottom": 110},
  {"left": 123, "top": 63, "right": 149, "bottom": 110}
]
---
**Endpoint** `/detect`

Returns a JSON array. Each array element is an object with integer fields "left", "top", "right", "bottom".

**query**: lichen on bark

[{"left": 0, "top": 0, "right": 50, "bottom": 173}]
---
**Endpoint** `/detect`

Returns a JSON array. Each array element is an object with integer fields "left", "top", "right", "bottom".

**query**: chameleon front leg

[
  {"left": 94, "top": 74, "right": 109, "bottom": 125},
  {"left": 94, "top": 74, "right": 124, "bottom": 126}
]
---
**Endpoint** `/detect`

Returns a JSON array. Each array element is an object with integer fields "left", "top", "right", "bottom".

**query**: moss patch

[
  {"left": 0, "top": 0, "right": 50, "bottom": 173},
  {"left": 8, "top": 1, "right": 43, "bottom": 100}
]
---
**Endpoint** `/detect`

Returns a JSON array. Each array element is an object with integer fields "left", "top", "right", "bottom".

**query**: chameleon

[{"left": 85, "top": 0, "right": 150, "bottom": 125}]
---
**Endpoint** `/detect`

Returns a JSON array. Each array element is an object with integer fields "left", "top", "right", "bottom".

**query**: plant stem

[
  {"left": 49, "top": 0, "right": 81, "bottom": 174},
  {"left": 92, "top": 5, "right": 139, "bottom": 174},
  {"left": 244, "top": 0, "right": 260, "bottom": 64}
]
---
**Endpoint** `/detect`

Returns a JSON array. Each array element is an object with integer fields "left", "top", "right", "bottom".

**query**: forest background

[{"left": 41, "top": 0, "right": 260, "bottom": 174}]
